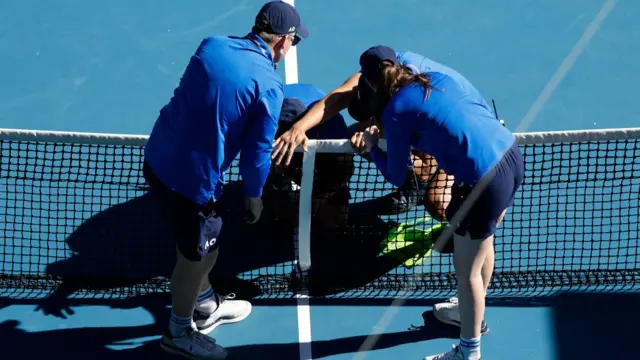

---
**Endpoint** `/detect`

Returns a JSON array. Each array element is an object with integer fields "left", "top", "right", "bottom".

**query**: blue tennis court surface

[{"left": 1, "top": 0, "right": 639, "bottom": 359}]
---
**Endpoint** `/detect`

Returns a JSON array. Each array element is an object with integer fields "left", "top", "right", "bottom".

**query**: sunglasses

[{"left": 285, "top": 33, "right": 301, "bottom": 46}]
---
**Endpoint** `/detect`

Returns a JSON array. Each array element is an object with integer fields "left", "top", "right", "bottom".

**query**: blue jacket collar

[{"left": 246, "top": 33, "right": 275, "bottom": 67}]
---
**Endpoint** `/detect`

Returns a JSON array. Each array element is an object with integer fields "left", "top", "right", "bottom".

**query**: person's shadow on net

[
  {"left": 35, "top": 188, "right": 176, "bottom": 318},
  {"left": 37, "top": 181, "right": 297, "bottom": 318}
]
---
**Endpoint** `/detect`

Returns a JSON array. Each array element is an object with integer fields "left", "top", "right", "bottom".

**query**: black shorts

[
  {"left": 445, "top": 141, "right": 525, "bottom": 239},
  {"left": 143, "top": 161, "right": 222, "bottom": 262}
]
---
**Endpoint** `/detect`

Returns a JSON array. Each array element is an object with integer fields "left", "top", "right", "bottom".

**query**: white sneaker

[
  {"left": 433, "top": 297, "right": 489, "bottom": 335},
  {"left": 194, "top": 293, "right": 252, "bottom": 335},
  {"left": 424, "top": 345, "right": 472, "bottom": 360},
  {"left": 160, "top": 322, "right": 228, "bottom": 359}
]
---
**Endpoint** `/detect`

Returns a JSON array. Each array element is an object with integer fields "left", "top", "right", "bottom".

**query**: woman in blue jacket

[{"left": 354, "top": 46, "right": 524, "bottom": 360}]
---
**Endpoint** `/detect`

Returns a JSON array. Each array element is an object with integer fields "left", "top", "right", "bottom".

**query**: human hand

[
  {"left": 349, "top": 126, "right": 380, "bottom": 153},
  {"left": 272, "top": 126, "right": 309, "bottom": 166}
]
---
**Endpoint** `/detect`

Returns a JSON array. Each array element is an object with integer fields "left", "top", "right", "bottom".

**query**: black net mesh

[{"left": 1, "top": 136, "right": 639, "bottom": 299}]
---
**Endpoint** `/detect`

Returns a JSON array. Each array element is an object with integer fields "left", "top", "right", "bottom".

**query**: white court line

[
  {"left": 353, "top": 0, "right": 619, "bottom": 358},
  {"left": 296, "top": 292, "right": 313, "bottom": 360},
  {"left": 280, "top": 1, "right": 312, "bottom": 359},
  {"left": 515, "top": 0, "right": 618, "bottom": 132}
]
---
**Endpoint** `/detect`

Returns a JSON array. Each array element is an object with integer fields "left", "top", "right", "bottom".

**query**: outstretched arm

[{"left": 271, "top": 72, "right": 362, "bottom": 166}]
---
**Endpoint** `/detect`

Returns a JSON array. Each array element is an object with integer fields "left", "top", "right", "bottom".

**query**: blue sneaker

[{"left": 160, "top": 323, "right": 228, "bottom": 359}]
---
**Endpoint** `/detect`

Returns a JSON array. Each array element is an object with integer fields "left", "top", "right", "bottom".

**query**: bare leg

[
  {"left": 481, "top": 244, "right": 494, "bottom": 295},
  {"left": 454, "top": 233, "right": 493, "bottom": 340},
  {"left": 171, "top": 248, "right": 219, "bottom": 318},
  {"left": 199, "top": 249, "right": 220, "bottom": 292},
  {"left": 482, "top": 210, "right": 505, "bottom": 294}
]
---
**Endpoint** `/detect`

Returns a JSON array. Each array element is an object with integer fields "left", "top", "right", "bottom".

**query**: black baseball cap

[
  {"left": 359, "top": 45, "right": 398, "bottom": 85},
  {"left": 255, "top": 1, "right": 309, "bottom": 45},
  {"left": 277, "top": 97, "right": 307, "bottom": 135},
  {"left": 348, "top": 77, "right": 376, "bottom": 122}
]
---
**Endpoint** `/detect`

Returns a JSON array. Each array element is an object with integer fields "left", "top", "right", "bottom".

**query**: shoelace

[
  {"left": 216, "top": 293, "right": 237, "bottom": 305},
  {"left": 433, "top": 345, "right": 462, "bottom": 360},
  {"left": 187, "top": 327, "right": 219, "bottom": 351}
]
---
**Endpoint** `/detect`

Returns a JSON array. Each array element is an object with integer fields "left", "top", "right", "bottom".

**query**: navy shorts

[
  {"left": 143, "top": 161, "right": 222, "bottom": 262},
  {"left": 445, "top": 141, "right": 525, "bottom": 239}
]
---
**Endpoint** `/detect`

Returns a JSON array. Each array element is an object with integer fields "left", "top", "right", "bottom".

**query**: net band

[{"left": 3, "top": 126, "right": 640, "bottom": 145}]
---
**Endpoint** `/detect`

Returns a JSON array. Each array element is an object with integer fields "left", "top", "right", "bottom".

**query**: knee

[
  {"left": 202, "top": 248, "right": 219, "bottom": 269},
  {"left": 452, "top": 234, "right": 486, "bottom": 276},
  {"left": 454, "top": 259, "right": 484, "bottom": 290},
  {"left": 176, "top": 246, "right": 219, "bottom": 274}
]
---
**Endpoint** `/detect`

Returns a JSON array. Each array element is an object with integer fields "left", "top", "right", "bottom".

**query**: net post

[{"left": 296, "top": 141, "right": 316, "bottom": 272}]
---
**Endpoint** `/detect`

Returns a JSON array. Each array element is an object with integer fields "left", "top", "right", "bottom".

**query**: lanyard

[{"left": 245, "top": 33, "right": 276, "bottom": 69}]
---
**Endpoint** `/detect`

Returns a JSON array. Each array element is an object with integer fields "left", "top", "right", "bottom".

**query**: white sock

[
  {"left": 195, "top": 286, "right": 218, "bottom": 314},
  {"left": 169, "top": 311, "right": 192, "bottom": 337},
  {"left": 459, "top": 337, "right": 481, "bottom": 360}
]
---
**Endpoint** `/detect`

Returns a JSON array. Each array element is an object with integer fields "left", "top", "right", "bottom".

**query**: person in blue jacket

[
  {"left": 354, "top": 46, "right": 524, "bottom": 360},
  {"left": 264, "top": 83, "right": 354, "bottom": 232},
  {"left": 142, "top": 2, "right": 308, "bottom": 359}
]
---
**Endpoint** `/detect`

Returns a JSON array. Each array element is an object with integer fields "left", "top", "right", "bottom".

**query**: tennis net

[{"left": 1, "top": 127, "right": 639, "bottom": 299}]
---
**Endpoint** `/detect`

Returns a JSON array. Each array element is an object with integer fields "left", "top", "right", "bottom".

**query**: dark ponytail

[{"left": 371, "top": 62, "right": 433, "bottom": 120}]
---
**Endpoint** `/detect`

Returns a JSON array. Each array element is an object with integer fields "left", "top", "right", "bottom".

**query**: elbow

[
  {"left": 326, "top": 89, "right": 355, "bottom": 114},
  {"left": 335, "top": 90, "right": 356, "bottom": 110}
]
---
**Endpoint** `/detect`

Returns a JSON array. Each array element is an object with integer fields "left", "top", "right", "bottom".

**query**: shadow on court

[
  {"left": 0, "top": 299, "right": 458, "bottom": 360},
  {"left": 3, "top": 180, "right": 437, "bottom": 318},
  {"left": 2, "top": 290, "right": 636, "bottom": 358}
]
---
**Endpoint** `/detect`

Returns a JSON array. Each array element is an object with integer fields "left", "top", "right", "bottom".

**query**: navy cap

[
  {"left": 255, "top": 1, "right": 309, "bottom": 41},
  {"left": 277, "top": 97, "right": 307, "bottom": 134},
  {"left": 359, "top": 45, "right": 398, "bottom": 84}
]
